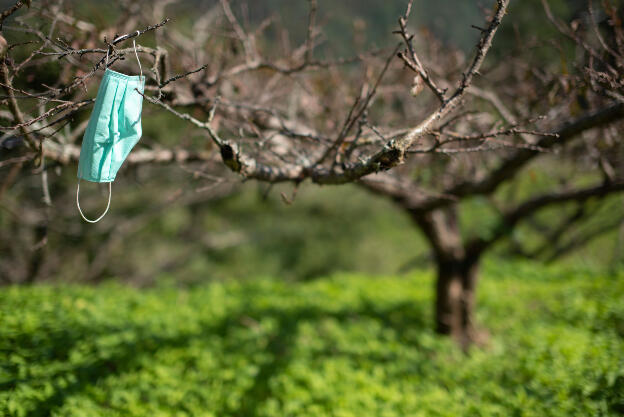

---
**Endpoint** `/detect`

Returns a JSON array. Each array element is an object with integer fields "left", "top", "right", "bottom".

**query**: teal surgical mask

[{"left": 77, "top": 36, "right": 145, "bottom": 223}]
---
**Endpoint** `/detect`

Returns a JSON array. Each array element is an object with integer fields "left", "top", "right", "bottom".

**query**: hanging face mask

[{"left": 77, "top": 35, "right": 145, "bottom": 223}]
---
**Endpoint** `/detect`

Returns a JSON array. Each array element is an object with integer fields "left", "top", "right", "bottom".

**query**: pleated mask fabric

[{"left": 77, "top": 68, "right": 145, "bottom": 183}]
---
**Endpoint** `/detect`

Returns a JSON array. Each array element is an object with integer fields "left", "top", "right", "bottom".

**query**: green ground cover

[{"left": 1, "top": 262, "right": 623, "bottom": 416}]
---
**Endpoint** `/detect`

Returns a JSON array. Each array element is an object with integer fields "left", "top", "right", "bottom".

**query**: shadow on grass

[
  {"left": 234, "top": 298, "right": 430, "bottom": 416},
  {"left": 5, "top": 294, "right": 429, "bottom": 417}
]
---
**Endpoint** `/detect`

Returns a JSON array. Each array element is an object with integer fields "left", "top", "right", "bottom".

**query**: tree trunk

[
  {"left": 412, "top": 207, "right": 484, "bottom": 348},
  {"left": 434, "top": 255, "right": 480, "bottom": 349}
]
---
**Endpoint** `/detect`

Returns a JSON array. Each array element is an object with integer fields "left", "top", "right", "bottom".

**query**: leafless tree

[
  {"left": 2, "top": 0, "right": 621, "bottom": 345},
  {"left": 1, "top": 0, "right": 513, "bottom": 180},
  {"left": 360, "top": 0, "right": 624, "bottom": 346}
]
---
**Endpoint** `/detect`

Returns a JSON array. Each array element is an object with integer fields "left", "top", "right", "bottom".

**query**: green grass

[{"left": 1, "top": 263, "right": 623, "bottom": 416}]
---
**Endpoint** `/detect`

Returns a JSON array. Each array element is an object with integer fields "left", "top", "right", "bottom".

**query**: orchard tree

[
  {"left": 361, "top": 0, "right": 624, "bottom": 345},
  {"left": 1, "top": 0, "right": 622, "bottom": 346}
]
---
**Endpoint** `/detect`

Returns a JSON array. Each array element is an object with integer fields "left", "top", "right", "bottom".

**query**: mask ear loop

[
  {"left": 76, "top": 180, "right": 112, "bottom": 223},
  {"left": 132, "top": 31, "right": 143, "bottom": 80}
]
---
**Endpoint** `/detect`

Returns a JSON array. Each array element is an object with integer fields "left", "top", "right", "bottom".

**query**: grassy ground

[{"left": 1, "top": 262, "right": 623, "bottom": 416}]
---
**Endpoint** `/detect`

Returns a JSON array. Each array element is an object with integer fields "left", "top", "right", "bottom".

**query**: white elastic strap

[
  {"left": 133, "top": 31, "right": 143, "bottom": 79},
  {"left": 76, "top": 180, "right": 112, "bottom": 223}
]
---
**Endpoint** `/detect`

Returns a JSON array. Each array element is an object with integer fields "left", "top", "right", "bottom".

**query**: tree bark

[
  {"left": 412, "top": 207, "right": 483, "bottom": 348},
  {"left": 434, "top": 255, "right": 480, "bottom": 348}
]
